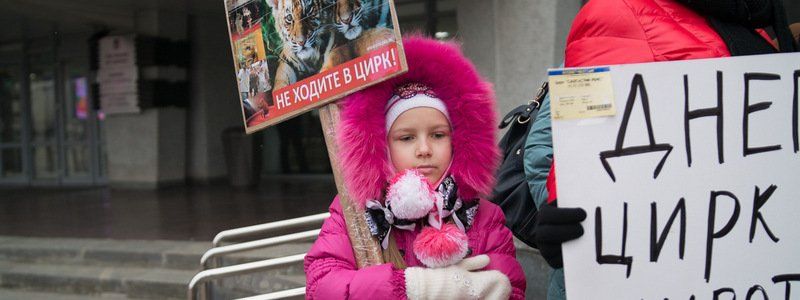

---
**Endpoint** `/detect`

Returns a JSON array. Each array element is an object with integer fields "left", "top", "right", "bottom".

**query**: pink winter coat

[
  {"left": 303, "top": 37, "right": 526, "bottom": 299},
  {"left": 304, "top": 197, "right": 526, "bottom": 299}
]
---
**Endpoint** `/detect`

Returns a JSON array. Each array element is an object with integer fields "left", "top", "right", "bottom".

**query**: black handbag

[{"left": 490, "top": 82, "right": 548, "bottom": 248}]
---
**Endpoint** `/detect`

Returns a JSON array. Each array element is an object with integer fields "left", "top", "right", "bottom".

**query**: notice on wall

[
  {"left": 98, "top": 35, "right": 140, "bottom": 114},
  {"left": 550, "top": 53, "right": 800, "bottom": 300}
]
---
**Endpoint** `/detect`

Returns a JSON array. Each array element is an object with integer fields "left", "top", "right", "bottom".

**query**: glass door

[
  {"left": 0, "top": 36, "right": 106, "bottom": 186},
  {"left": 61, "top": 58, "right": 106, "bottom": 184},
  {"left": 28, "top": 41, "right": 60, "bottom": 184},
  {"left": 0, "top": 44, "right": 27, "bottom": 183}
]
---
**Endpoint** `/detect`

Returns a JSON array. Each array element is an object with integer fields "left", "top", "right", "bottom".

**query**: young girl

[{"left": 304, "top": 37, "right": 526, "bottom": 299}]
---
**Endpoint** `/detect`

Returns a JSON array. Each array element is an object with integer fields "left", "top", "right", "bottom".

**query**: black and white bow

[{"left": 364, "top": 175, "right": 479, "bottom": 249}]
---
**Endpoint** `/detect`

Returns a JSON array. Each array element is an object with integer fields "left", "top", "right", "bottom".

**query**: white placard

[
  {"left": 98, "top": 34, "right": 139, "bottom": 115},
  {"left": 551, "top": 53, "right": 800, "bottom": 300},
  {"left": 99, "top": 81, "right": 137, "bottom": 95},
  {"left": 100, "top": 93, "right": 140, "bottom": 114},
  {"left": 97, "top": 67, "right": 138, "bottom": 83},
  {"left": 98, "top": 35, "right": 136, "bottom": 67}
]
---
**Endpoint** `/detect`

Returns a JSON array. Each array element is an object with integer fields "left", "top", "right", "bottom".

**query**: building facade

[{"left": 2, "top": 0, "right": 795, "bottom": 187}]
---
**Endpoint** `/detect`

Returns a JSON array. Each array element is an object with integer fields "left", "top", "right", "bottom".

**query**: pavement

[
  {"left": 0, "top": 235, "right": 311, "bottom": 299},
  {"left": 0, "top": 175, "right": 333, "bottom": 299},
  {"left": 0, "top": 175, "right": 336, "bottom": 241}
]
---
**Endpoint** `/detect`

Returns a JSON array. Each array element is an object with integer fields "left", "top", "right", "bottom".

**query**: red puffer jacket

[
  {"left": 548, "top": 0, "right": 755, "bottom": 202},
  {"left": 565, "top": 0, "right": 730, "bottom": 68}
]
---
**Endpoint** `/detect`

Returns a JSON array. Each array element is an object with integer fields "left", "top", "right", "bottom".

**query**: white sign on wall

[
  {"left": 98, "top": 35, "right": 139, "bottom": 114},
  {"left": 550, "top": 53, "right": 800, "bottom": 300}
]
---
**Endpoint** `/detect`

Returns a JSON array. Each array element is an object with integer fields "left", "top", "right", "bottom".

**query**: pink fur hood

[{"left": 336, "top": 36, "right": 499, "bottom": 208}]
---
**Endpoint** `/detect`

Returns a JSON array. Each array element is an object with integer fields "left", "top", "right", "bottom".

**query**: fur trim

[
  {"left": 413, "top": 223, "right": 469, "bottom": 268},
  {"left": 337, "top": 36, "right": 499, "bottom": 207}
]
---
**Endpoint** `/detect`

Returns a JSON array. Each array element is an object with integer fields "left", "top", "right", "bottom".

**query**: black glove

[{"left": 532, "top": 200, "right": 587, "bottom": 269}]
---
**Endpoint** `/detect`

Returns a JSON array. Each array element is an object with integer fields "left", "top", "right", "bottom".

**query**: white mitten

[{"left": 405, "top": 254, "right": 512, "bottom": 300}]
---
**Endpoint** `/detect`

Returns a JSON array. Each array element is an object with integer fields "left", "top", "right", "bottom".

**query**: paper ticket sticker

[{"left": 548, "top": 67, "right": 616, "bottom": 120}]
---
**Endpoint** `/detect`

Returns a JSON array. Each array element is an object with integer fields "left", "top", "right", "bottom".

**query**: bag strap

[{"left": 499, "top": 81, "right": 549, "bottom": 129}]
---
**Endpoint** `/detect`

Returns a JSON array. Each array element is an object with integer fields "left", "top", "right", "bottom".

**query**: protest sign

[
  {"left": 550, "top": 53, "right": 800, "bottom": 299},
  {"left": 222, "top": 0, "right": 409, "bottom": 267},
  {"left": 223, "top": 0, "right": 407, "bottom": 134}
]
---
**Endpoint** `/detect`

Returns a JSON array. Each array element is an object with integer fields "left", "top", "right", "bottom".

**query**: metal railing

[
  {"left": 212, "top": 213, "right": 330, "bottom": 247},
  {"left": 237, "top": 287, "right": 306, "bottom": 300},
  {"left": 188, "top": 213, "right": 330, "bottom": 300},
  {"left": 201, "top": 229, "right": 321, "bottom": 269}
]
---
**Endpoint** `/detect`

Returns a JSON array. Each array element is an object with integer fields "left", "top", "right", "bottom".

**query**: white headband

[{"left": 385, "top": 93, "right": 450, "bottom": 132}]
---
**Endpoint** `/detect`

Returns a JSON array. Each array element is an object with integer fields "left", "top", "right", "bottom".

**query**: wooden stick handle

[{"left": 319, "top": 103, "right": 384, "bottom": 268}]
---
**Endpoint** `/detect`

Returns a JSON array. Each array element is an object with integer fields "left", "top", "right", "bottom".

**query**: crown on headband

[
  {"left": 385, "top": 83, "right": 450, "bottom": 132},
  {"left": 393, "top": 82, "right": 438, "bottom": 100}
]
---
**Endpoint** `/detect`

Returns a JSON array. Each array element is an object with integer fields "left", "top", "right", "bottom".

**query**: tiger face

[
  {"left": 334, "top": 0, "right": 364, "bottom": 40},
  {"left": 267, "top": 0, "right": 327, "bottom": 60}
]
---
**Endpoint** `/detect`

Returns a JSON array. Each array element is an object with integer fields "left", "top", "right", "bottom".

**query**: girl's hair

[{"left": 383, "top": 235, "right": 406, "bottom": 269}]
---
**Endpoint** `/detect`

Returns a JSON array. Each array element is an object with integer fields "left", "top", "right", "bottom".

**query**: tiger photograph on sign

[{"left": 223, "top": 0, "right": 406, "bottom": 133}]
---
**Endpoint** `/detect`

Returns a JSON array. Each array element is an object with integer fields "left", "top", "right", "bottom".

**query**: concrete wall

[
  {"left": 103, "top": 7, "right": 244, "bottom": 185},
  {"left": 785, "top": 0, "right": 800, "bottom": 24},
  {"left": 516, "top": 241, "right": 551, "bottom": 300},
  {"left": 104, "top": 10, "right": 190, "bottom": 188},
  {"left": 457, "top": 0, "right": 581, "bottom": 123},
  {"left": 157, "top": 107, "right": 188, "bottom": 183},
  {"left": 104, "top": 111, "right": 159, "bottom": 184},
  {"left": 104, "top": 107, "right": 186, "bottom": 187},
  {"left": 186, "top": 12, "right": 242, "bottom": 182},
  {"left": 456, "top": 2, "right": 582, "bottom": 298}
]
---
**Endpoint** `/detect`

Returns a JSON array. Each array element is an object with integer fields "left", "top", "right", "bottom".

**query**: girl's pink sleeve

[
  {"left": 477, "top": 200, "right": 527, "bottom": 300},
  {"left": 303, "top": 197, "right": 407, "bottom": 299}
]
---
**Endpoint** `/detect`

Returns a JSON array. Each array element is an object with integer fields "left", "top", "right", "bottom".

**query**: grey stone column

[
  {"left": 186, "top": 12, "right": 242, "bottom": 182},
  {"left": 456, "top": 1, "right": 583, "bottom": 299},
  {"left": 104, "top": 10, "right": 188, "bottom": 188},
  {"left": 457, "top": 0, "right": 581, "bottom": 124}
]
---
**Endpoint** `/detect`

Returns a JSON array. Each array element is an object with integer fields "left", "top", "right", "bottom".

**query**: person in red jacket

[{"left": 530, "top": 0, "right": 798, "bottom": 299}]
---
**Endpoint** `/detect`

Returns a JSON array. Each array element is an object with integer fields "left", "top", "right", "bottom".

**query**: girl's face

[{"left": 388, "top": 107, "right": 452, "bottom": 184}]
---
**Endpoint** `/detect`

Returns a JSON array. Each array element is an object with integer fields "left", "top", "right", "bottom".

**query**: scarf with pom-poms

[{"left": 364, "top": 169, "right": 479, "bottom": 267}]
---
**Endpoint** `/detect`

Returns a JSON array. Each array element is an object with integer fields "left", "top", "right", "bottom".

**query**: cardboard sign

[
  {"left": 550, "top": 53, "right": 800, "bottom": 299},
  {"left": 223, "top": 0, "right": 408, "bottom": 134}
]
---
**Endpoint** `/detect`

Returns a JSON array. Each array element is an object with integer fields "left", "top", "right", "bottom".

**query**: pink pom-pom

[
  {"left": 386, "top": 169, "right": 436, "bottom": 220},
  {"left": 413, "top": 223, "right": 469, "bottom": 268}
]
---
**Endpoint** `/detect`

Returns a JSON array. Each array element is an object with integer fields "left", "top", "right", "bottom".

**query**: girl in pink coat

[{"left": 303, "top": 37, "right": 526, "bottom": 299}]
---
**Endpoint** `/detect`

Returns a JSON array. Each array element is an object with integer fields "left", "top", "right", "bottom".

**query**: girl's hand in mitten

[{"left": 405, "top": 254, "right": 511, "bottom": 300}]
